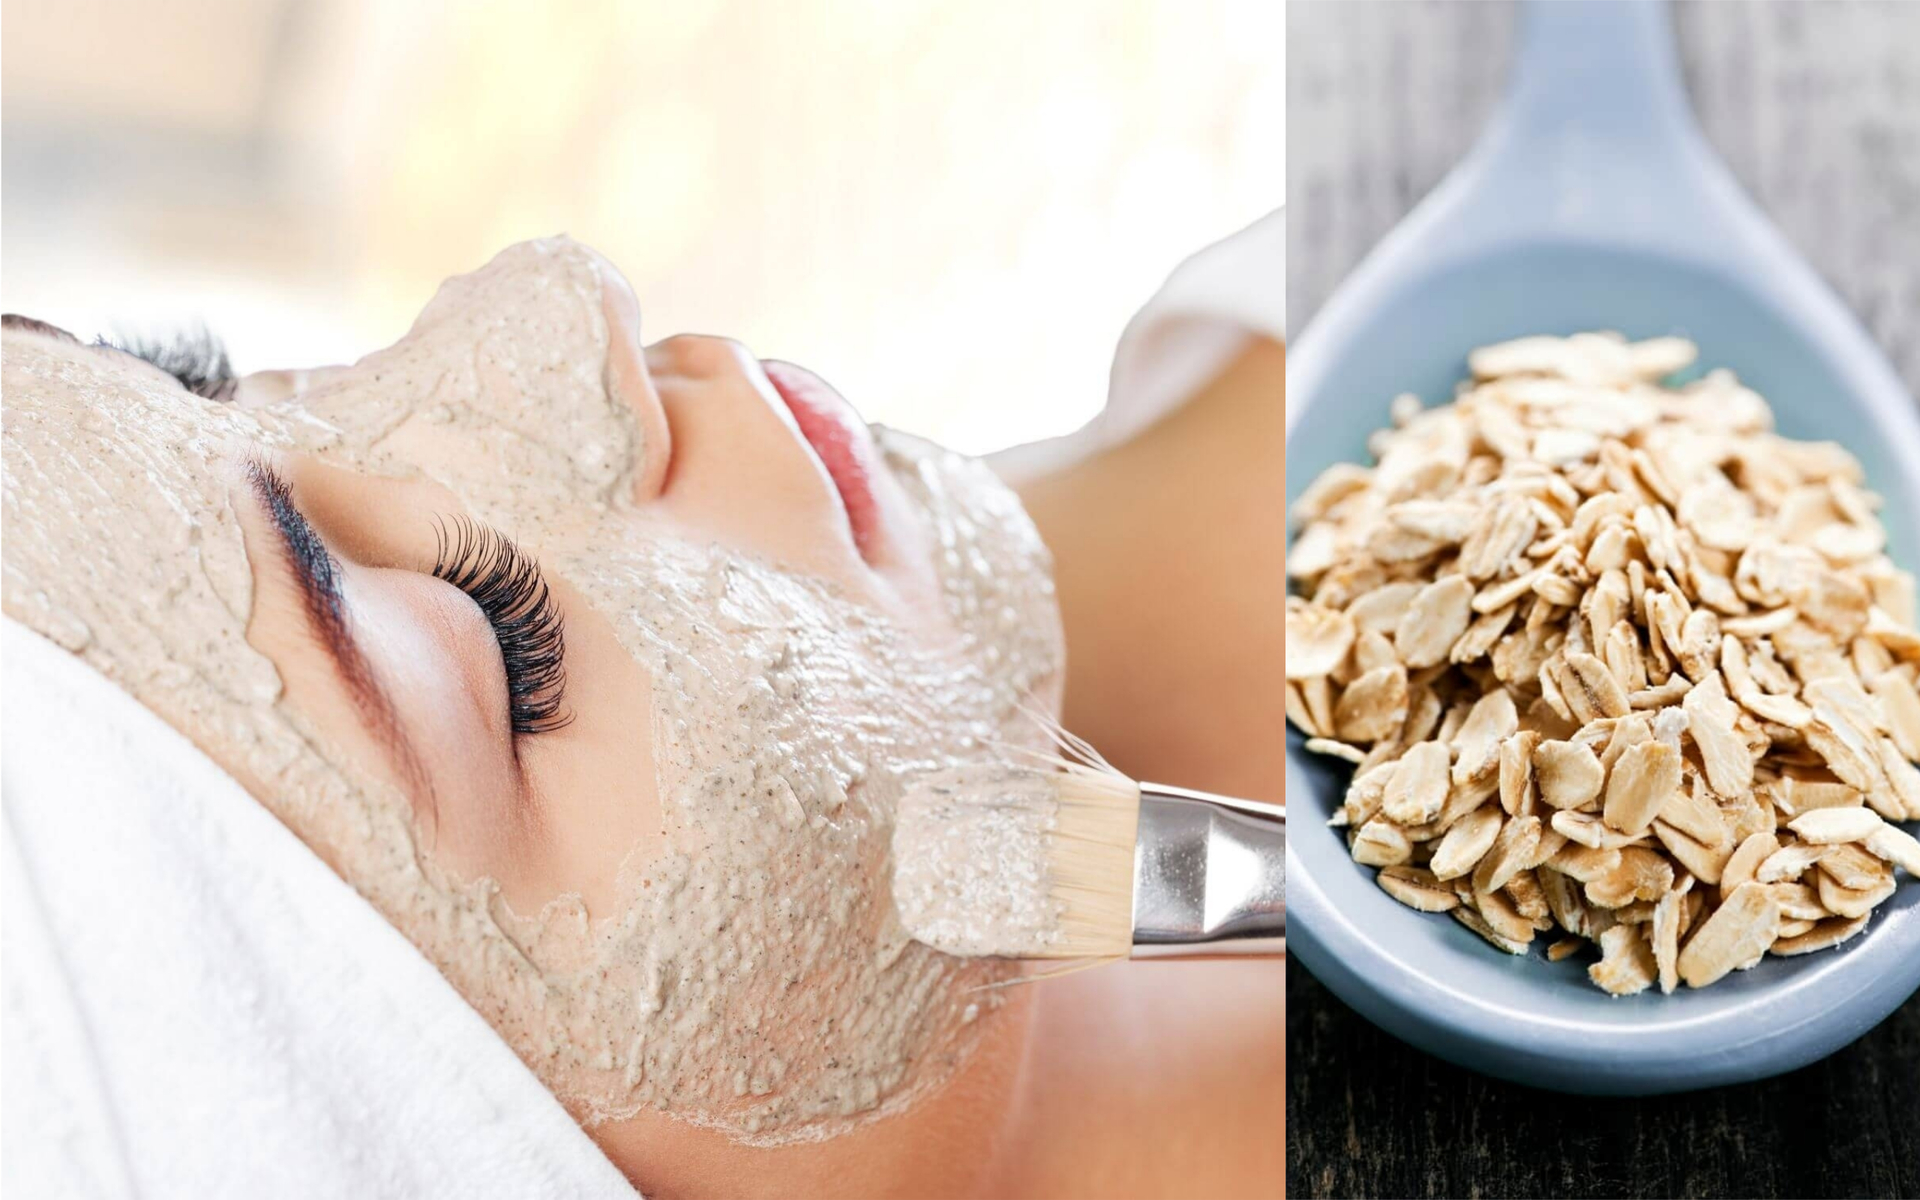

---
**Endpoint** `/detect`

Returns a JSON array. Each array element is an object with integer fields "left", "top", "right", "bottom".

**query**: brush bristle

[
  {"left": 1001, "top": 710, "right": 1140, "bottom": 959},
  {"left": 1030, "top": 763, "right": 1140, "bottom": 959},
  {"left": 892, "top": 709, "right": 1142, "bottom": 961}
]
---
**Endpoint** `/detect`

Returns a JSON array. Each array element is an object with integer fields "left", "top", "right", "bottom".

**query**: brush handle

[{"left": 1130, "top": 785, "right": 1286, "bottom": 958}]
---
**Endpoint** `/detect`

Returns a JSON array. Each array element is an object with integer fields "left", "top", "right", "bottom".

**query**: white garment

[
  {"left": 993, "top": 206, "right": 1285, "bottom": 482},
  {"left": 0, "top": 619, "right": 635, "bottom": 1200}
]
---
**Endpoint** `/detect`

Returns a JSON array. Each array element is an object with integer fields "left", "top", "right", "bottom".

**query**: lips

[{"left": 761, "top": 361, "right": 883, "bottom": 559}]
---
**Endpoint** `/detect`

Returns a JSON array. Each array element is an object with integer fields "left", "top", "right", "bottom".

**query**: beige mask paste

[
  {"left": 0, "top": 238, "right": 1064, "bottom": 1142},
  {"left": 892, "top": 763, "right": 1068, "bottom": 958}
]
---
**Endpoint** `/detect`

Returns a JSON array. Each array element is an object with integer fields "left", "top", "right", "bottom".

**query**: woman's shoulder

[{"left": 982, "top": 958, "right": 1286, "bottom": 1199}]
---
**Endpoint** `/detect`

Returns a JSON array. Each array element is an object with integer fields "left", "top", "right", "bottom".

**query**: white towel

[
  {"left": 0, "top": 618, "right": 636, "bottom": 1199},
  {"left": 991, "top": 206, "right": 1285, "bottom": 483}
]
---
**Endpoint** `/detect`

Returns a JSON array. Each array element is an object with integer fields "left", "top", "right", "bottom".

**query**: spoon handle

[
  {"left": 1448, "top": 0, "right": 1747, "bottom": 257},
  {"left": 1496, "top": 0, "right": 1697, "bottom": 163}
]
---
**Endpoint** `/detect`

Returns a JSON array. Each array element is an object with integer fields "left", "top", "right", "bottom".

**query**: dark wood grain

[
  {"left": 1288, "top": 964, "right": 1920, "bottom": 1200},
  {"left": 1286, "top": 2, "right": 1920, "bottom": 1197}
]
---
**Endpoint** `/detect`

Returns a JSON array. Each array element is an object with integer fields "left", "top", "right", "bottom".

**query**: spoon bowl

[{"left": 1285, "top": 0, "right": 1920, "bottom": 1094}]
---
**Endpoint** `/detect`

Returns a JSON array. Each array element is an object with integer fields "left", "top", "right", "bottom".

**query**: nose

[{"left": 589, "top": 252, "right": 674, "bottom": 501}]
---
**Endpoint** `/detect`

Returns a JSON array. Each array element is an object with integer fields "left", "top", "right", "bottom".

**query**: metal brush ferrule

[{"left": 1130, "top": 785, "right": 1286, "bottom": 958}]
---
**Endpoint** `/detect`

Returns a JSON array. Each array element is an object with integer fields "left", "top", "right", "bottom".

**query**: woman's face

[{"left": 1, "top": 238, "right": 1063, "bottom": 1142}]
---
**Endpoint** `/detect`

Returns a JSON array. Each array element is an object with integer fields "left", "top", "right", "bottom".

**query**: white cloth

[
  {"left": 992, "top": 206, "right": 1285, "bottom": 482},
  {"left": 0, "top": 618, "right": 635, "bottom": 1200}
]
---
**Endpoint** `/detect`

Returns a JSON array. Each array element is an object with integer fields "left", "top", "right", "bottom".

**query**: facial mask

[
  {"left": 0, "top": 239, "right": 1064, "bottom": 1142},
  {"left": 892, "top": 762, "right": 1065, "bottom": 958}
]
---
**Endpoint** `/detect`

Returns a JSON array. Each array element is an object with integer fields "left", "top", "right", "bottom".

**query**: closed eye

[
  {"left": 245, "top": 456, "right": 571, "bottom": 749},
  {"left": 99, "top": 326, "right": 237, "bottom": 402},
  {"left": 430, "top": 516, "right": 573, "bottom": 736}
]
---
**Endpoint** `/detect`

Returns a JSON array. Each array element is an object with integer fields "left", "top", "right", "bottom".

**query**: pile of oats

[{"left": 1287, "top": 332, "right": 1920, "bottom": 994}]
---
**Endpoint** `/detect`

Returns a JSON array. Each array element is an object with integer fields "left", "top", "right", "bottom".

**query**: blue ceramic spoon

[{"left": 1286, "top": 0, "right": 1920, "bottom": 1094}]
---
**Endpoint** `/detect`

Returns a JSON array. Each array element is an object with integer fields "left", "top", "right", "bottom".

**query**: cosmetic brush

[{"left": 891, "top": 726, "right": 1285, "bottom": 960}]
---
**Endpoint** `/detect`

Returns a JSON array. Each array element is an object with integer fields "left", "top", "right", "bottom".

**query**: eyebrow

[
  {"left": 2, "top": 314, "right": 238, "bottom": 401},
  {"left": 1, "top": 313, "right": 79, "bottom": 342},
  {"left": 245, "top": 461, "right": 438, "bottom": 817}
]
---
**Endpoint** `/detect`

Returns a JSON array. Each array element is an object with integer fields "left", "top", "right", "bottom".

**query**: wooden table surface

[{"left": 1285, "top": 3, "right": 1920, "bottom": 1197}]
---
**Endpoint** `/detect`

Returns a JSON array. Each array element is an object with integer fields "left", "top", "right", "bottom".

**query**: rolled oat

[{"left": 1289, "top": 333, "right": 1920, "bottom": 993}]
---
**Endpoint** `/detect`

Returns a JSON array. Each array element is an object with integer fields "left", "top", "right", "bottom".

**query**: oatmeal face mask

[{"left": 1, "top": 238, "right": 1064, "bottom": 1141}]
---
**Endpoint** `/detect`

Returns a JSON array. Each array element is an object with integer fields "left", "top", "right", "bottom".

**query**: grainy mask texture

[{"left": 1286, "top": 332, "right": 1920, "bottom": 994}]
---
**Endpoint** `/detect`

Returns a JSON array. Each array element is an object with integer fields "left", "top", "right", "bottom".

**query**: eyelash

[
  {"left": 102, "top": 326, "right": 237, "bottom": 401},
  {"left": 431, "top": 517, "right": 573, "bottom": 736}
]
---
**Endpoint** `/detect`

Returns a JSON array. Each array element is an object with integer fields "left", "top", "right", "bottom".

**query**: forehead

[
  {"left": 3, "top": 328, "right": 185, "bottom": 400},
  {"left": 2, "top": 328, "right": 272, "bottom": 495}
]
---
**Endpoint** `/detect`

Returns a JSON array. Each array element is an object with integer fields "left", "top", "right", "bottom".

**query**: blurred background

[{"left": 2, "top": 0, "right": 1283, "bottom": 454}]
